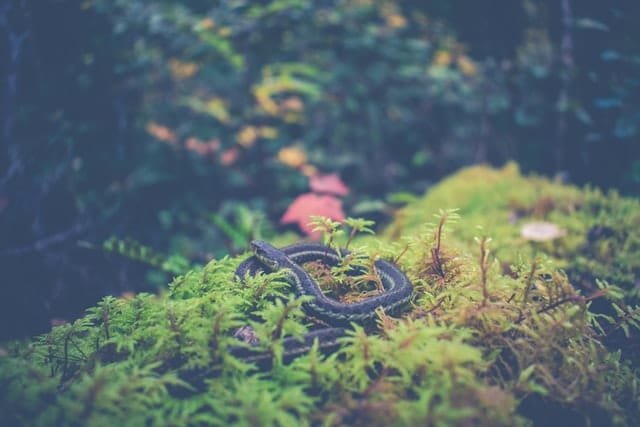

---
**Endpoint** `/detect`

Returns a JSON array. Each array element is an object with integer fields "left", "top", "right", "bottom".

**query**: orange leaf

[
  {"left": 281, "top": 193, "right": 345, "bottom": 239},
  {"left": 168, "top": 58, "right": 199, "bottom": 80},
  {"left": 146, "top": 122, "right": 177, "bottom": 144},
  {"left": 433, "top": 51, "right": 452, "bottom": 67},
  {"left": 309, "top": 173, "right": 349, "bottom": 196},
  {"left": 277, "top": 146, "right": 307, "bottom": 169}
]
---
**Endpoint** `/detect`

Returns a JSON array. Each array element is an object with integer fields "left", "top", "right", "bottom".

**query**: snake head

[{"left": 250, "top": 240, "right": 288, "bottom": 272}]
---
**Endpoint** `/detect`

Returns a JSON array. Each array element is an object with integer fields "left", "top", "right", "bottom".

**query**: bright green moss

[
  {"left": 2, "top": 165, "right": 639, "bottom": 426},
  {"left": 387, "top": 163, "right": 640, "bottom": 305}
]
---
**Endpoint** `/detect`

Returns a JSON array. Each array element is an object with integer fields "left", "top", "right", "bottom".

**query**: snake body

[{"left": 232, "top": 240, "right": 413, "bottom": 363}]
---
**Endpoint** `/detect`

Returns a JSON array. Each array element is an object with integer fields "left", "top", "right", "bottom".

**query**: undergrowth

[{"left": 2, "top": 167, "right": 640, "bottom": 426}]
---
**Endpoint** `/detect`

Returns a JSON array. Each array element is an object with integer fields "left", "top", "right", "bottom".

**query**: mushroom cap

[{"left": 521, "top": 221, "right": 566, "bottom": 242}]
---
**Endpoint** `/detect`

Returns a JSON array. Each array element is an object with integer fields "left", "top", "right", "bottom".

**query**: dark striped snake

[{"left": 231, "top": 240, "right": 413, "bottom": 365}]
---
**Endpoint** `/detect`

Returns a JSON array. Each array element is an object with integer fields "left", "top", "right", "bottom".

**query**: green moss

[
  {"left": 2, "top": 165, "right": 640, "bottom": 426},
  {"left": 387, "top": 163, "right": 640, "bottom": 305}
]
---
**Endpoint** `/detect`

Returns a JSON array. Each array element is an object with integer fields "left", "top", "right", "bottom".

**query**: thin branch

[
  {"left": 521, "top": 259, "right": 538, "bottom": 306},
  {"left": 516, "top": 289, "right": 607, "bottom": 323},
  {"left": 479, "top": 237, "right": 490, "bottom": 307},
  {"left": 392, "top": 243, "right": 409, "bottom": 265},
  {"left": 0, "top": 221, "right": 89, "bottom": 256}
]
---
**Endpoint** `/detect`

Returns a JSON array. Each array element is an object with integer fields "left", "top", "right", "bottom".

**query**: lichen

[{"left": 1, "top": 165, "right": 639, "bottom": 426}]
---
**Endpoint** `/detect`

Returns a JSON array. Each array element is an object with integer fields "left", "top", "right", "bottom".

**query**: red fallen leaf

[
  {"left": 281, "top": 193, "right": 345, "bottom": 239},
  {"left": 309, "top": 173, "right": 349, "bottom": 196}
]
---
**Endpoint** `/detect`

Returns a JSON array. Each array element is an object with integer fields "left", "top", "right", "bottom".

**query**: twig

[
  {"left": 521, "top": 259, "right": 538, "bottom": 306},
  {"left": 425, "top": 298, "right": 444, "bottom": 315},
  {"left": 479, "top": 237, "right": 490, "bottom": 307},
  {"left": 516, "top": 289, "right": 607, "bottom": 323},
  {"left": 430, "top": 212, "right": 448, "bottom": 278},
  {"left": 392, "top": 243, "right": 409, "bottom": 265}
]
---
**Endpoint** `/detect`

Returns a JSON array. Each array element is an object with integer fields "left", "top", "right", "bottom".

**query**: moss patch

[
  {"left": 2, "top": 165, "right": 639, "bottom": 426},
  {"left": 387, "top": 162, "right": 640, "bottom": 305}
]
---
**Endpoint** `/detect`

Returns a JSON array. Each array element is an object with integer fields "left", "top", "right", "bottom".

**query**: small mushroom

[{"left": 520, "top": 221, "right": 566, "bottom": 242}]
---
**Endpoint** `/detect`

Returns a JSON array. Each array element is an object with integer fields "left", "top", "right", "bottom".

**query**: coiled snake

[{"left": 231, "top": 240, "right": 413, "bottom": 365}]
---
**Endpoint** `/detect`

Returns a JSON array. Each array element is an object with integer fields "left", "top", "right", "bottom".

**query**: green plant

[{"left": 2, "top": 208, "right": 639, "bottom": 426}]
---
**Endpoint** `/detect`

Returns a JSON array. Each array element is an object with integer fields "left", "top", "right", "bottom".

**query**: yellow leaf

[
  {"left": 254, "top": 87, "right": 279, "bottom": 116},
  {"left": 277, "top": 146, "right": 307, "bottom": 169},
  {"left": 386, "top": 13, "right": 407, "bottom": 29},
  {"left": 258, "top": 126, "right": 278, "bottom": 139},
  {"left": 434, "top": 51, "right": 452, "bottom": 67},
  {"left": 236, "top": 126, "right": 258, "bottom": 147},
  {"left": 206, "top": 97, "right": 230, "bottom": 124}
]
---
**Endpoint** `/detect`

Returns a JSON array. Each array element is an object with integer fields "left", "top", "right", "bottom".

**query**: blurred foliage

[{"left": 1, "top": 0, "right": 640, "bottom": 338}]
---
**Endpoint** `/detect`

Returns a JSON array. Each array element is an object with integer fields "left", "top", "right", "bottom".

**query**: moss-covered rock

[
  {"left": 1, "top": 165, "right": 639, "bottom": 426},
  {"left": 387, "top": 162, "right": 640, "bottom": 306}
]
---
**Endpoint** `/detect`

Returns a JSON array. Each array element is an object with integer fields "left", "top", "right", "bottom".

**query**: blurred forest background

[{"left": 1, "top": 0, "right": 639, "bottom": 339}]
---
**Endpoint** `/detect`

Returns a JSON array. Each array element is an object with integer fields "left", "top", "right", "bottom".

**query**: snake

[{"left": 231, "top": 240, "right": 413, "bottom": 365}]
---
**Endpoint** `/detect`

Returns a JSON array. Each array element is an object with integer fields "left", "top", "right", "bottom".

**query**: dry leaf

[
  {"left": 168, "top": 58, "right": 199, "bottom": 80},
  {"left": 277, "top": 146, "right": 307, "bottom": 169}
]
